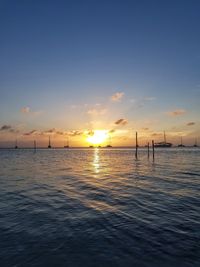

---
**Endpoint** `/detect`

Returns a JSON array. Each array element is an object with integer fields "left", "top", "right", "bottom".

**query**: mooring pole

[
  {"left": 147, "top": 142, "right": 150, "bottom": 159},
  {"left": 135, "top": 132, "right": 138, "bottom": 159},
  {"left": 152, "top": 140, "right": 155, "bottom": 160}
]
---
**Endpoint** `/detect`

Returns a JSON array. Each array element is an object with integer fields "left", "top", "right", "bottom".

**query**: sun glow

[{"left": 86, "top": 130, "right": 109, "bottom": 145}]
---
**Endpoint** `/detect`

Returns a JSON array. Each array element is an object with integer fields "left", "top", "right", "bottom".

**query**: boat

[
  {"left": 15, "top": 139, "right": 18, "bottom": 149},
  {"left": 64, "top": 137, "right": 69, "bottom": 148},
  {"left": 194, "top": 138, "right": 198, "bottom": 147},
  {"left": 48, "top": 136, "right": 52, "bottom": 148},
  {"left": 154, "top": 131, "right": 172, "bottom": 148},
  {"left": 178, "top": 137, "right": 185, "bottom": 147},
  {"left": 155, "top": 142, "right": 172, "bottom": 148},
  {"left": 106, "top": 135, "right": 112, "bottom": 148}
]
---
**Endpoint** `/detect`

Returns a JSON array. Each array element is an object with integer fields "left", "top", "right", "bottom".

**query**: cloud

[
  {"left": 142, "top": 127, "right": 149, "bottom": 131},
  {"left": 187, "top": 122, "right": 195, "bottom": 126},
  {"left": 115, "top": 118, "right": 128, "bottom": 126},
  {"left": 87, "top": 108, "right": 107, "bottom": 116},
  {"left": 44, "top": 128, "right": 57, "bottom": 134},
  {"left": 23, "top": 130, "right": 38, "bottom": 136},
  {"left": 0, "top": 125, "right": 12, "bottom": 131},
  {"left": 111, "top": 92, "right": 124, "bottom": 102},
  {"left": 109, "top": 129, "right": 116, "bottom": 133},
  {"left": 0, "top": 125, "right": 19, "bottom": 133},
  {"left": 22, "top": 128, "right": 85, "bottom": 138},
  {"left": 56, "top": 131, "right": 65, "bottom": 135},
  {"left": 151, "top": 132, "right": 162, "bottom": 137},
  {"left": 20, "top": 106, "right": 43, "bottom": 116},
  {"left": 86, "top": 130, "right": 94, "bottom": 137},
  {"left": 129, "top": 96, "right": 156, "bottom": 110},
  {"left": 68, "top": 130, "right": 83, "bottom": 136},
  {"left": 166, "top": 109, "right": 186, "bottom": 116},
  {"left": 21, "top": 107, "right": 30, "bottom": 113}
]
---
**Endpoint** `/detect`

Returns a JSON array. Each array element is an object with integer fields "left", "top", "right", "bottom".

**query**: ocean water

[{"left": 0, "top": 148, "right": 199, "bottom": 267}]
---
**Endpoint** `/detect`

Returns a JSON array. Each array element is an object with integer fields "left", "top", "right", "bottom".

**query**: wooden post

[
  {"left": 147, "top": 142, "right": 150, "bottom": 159},
  {"left": 152, "top": 140, "right": 155, "bottom": 160},
  {"left": 135, "top": 132, "right": 138, "bottom": 159}
]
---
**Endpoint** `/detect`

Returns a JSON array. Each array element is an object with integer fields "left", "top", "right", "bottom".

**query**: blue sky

[{"left": 0, "top": 0, "right": 200, "bottom": 146}]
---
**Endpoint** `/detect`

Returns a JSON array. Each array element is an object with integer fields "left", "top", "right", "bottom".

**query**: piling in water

[
  {"left": 152, "top": 140, "right": 155, "bottom": 160},
  {"left": 147, "top": 142, "right": 150, "bottom": 158},
  {"left": 135, "top": 132, "right": 138, "bottom": 159}
]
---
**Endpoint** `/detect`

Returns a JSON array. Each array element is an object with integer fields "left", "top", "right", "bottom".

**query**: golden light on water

[
  {"left": 93, "top": 148, "right": 100, "bottom": 173},
  {"left": 86, "top": 130, "right": 109, "bottom": 146}
]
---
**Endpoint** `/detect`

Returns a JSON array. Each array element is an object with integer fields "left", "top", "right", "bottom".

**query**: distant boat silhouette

[
  {"left": 194, "top": 138, "right": 198, "bottom": 147},
  {"left": 154, "top": 131, "right": 172, "bottom": 148},
  {"left": 106, "top": 135, "right": 112, "bottom": 148},
  {"left": 15, "top": 139, "right": 18, "bottom": 149},
  {"left": 64, "top": 137, "right": 69, "bottom": 148},
  {"left": 48, "top": 136, "right": 52, "bottom": 148},
  {"left": 178, "top": 137, "right": 185, "bottom": 147}
]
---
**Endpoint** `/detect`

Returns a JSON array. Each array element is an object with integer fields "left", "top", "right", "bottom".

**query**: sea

[{"left": 0, "top": 148, "right": 199, "bottom": 267}]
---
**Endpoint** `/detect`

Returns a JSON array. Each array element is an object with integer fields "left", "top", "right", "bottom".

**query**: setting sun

[{"left": 86, "top": 130, "right": 109, "bottom": 145}]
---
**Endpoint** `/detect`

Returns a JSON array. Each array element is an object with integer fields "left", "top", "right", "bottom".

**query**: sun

[{"left": 86, "top": 130, "right": 109, "bottom": 146}]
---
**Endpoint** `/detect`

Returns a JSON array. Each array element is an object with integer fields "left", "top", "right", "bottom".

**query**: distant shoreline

[{"left": 0, "top": 146, "right": 198, "bottom": 150}]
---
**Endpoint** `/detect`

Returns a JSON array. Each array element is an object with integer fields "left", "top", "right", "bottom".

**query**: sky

[{"left": 0, "top": 0, "right": 200, "bottom": 147}]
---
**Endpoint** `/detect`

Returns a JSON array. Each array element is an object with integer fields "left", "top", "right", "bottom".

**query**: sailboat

[
  {"left": 48, "top": 136, "right": 52, "bottom": 148},
  {"left": 64, "top": 137, "right": 69, "bottom": 148},
  {"left": 194, "top": 138, "right": 198, "bottom": 147},
  {"left": 178, "top": 136, "right": 185, "bottom": 147},
  {"left": 154, "top": 131, "right": 172, "bottom": 148}
]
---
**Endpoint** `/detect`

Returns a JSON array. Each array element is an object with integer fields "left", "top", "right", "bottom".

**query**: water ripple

[{"left": 0, "top": 148, "right": 199, "bottom": 267}]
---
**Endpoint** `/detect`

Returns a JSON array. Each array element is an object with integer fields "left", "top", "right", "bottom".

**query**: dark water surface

[{"left": 0, "top": 148, "right": 200, "bottom": 267}]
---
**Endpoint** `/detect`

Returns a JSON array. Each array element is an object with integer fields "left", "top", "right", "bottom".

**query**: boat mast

[
  {"left": 194, "top": 138, "right": 198, "bottom": 147},
  {"left": 164, "top": 131, "right": 166, "bottom": 144},
  {"left": 48, "top": 136, "right": 51, "bottom": 148}
]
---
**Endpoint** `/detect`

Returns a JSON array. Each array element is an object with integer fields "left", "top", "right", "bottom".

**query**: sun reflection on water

[{"left": 93, "top": 148, "right": 100, "bottom": 173}]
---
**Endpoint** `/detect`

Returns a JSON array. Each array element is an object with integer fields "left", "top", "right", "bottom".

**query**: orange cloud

[
  {"left": 111, "top": 92, "right": 124, "bottom": 102},
  {"left": 21, "top": 107, "right": 30, "bottom": 113},
  {"left": 115, "top": 118, "right": 128, "bottom": 126},
  {"left": 20, "top": 106, "right": 43, "bottom": 116},
  {"left": 166, "top": 109, "right": 186, "bottom": 116},
  {"left": 23, "top": 130, "right": 38, "bottom": 136},
  {"left": 68, "top": 130, "right": 83, "bottom": 136}
]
